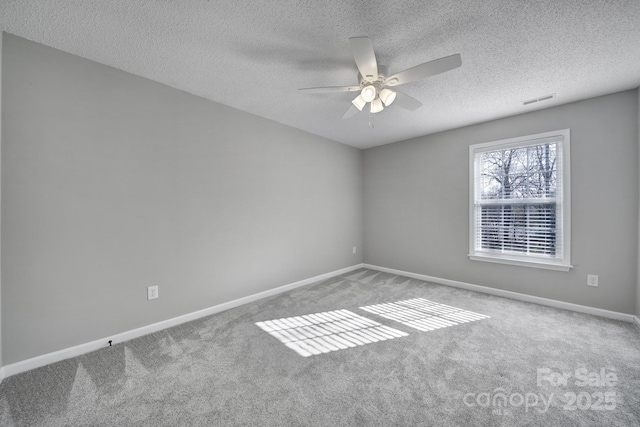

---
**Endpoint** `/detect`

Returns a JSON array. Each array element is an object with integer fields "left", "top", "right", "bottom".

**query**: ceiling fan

[{"left": 299, "top": 37, "right": 462, "bottom": 119}]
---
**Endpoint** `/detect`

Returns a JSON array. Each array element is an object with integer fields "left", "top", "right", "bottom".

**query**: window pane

[{"left": 478, "top": 143, "right": 557, "bottom": 200}]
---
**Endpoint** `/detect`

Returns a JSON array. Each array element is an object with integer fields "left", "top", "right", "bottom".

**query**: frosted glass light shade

[
  {"left": 361, "top": 85, "right": 376, "bottom": 102},
  {"left": 379, "top": 88, "right": 396, "bottom": 106},
  {"left": 352, "top": 94, "right": 366, "bottom": 111},
  {"left": 370, "top": 98, "right": 384, "bottom": 113}
]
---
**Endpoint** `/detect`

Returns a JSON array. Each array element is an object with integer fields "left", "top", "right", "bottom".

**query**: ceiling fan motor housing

[
  {"left": 358, "top": 65, "right": 389, "bottom": 103},
  {"left": 358, "top": 65, "right": 389, "bottom": 87}
]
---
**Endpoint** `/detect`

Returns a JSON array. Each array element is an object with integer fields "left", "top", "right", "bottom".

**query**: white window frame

[{"left": 468, "top": 129, "right": 572, "bottom": 271}]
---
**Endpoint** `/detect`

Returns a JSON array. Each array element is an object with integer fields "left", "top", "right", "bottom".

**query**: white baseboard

[
  {"left": 1, "top": 264, "right": 364, "bottom": 380},
  {"left": 364, "top": 264, "right": 636, "bottom": 323},
  {"left": 634, "top": 316, "right": 640, "bottom": 331}
]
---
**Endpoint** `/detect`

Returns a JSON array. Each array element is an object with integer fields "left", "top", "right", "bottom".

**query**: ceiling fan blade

[
  {"left": 392, "top": 91, "right": 423, "bottom": 111},
  {"left": 299, "top": 85, "right": 360, "bottom": 93},
  {"left": 384, "top": 54, "right": 461, "bottom": 87},
  {"left": 349, "top": 37, "right": 378, "bottom": 82},
  {"left": 342, "top": 104, "right": 360, "bottom": 119}
]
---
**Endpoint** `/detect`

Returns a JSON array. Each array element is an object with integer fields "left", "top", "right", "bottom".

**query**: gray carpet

[{"left": 1, "top": 268, "right": 639, "bottom": 426}]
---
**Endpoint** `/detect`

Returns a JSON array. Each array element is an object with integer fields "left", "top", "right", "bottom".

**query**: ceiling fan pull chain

[{"left": 368, "top": 111, "right": 374, "bottom": 129}]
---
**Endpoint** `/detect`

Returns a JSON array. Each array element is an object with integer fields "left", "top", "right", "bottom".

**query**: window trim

[{"left": 468, "top": 129, "right": 572, "bottom": 271}]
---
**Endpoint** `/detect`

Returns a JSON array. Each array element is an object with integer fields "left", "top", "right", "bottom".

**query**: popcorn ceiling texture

[{"left": 1, "top": 0, "right": 640, "bottom": 148}]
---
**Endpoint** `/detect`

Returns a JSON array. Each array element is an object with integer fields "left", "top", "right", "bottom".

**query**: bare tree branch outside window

[{"left": 476, "top": 143, "right": 558, "bottom": 256}]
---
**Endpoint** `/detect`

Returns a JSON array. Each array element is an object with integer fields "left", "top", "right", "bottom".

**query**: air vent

[{"left": 523, "top": 93, "right": 556, "bottom": 106}]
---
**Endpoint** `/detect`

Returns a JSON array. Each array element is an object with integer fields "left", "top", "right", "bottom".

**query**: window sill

[{"left": 468, "top": 253, "right": 572, "bottom": 272}]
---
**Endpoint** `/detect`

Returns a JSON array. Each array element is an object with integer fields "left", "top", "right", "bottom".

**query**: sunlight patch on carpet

[
  {"left": 360, "top": 298, "right": 490, "bottom": 331},
  {"left": 255, "top": 309, "right": 408, "bottom": 357}
]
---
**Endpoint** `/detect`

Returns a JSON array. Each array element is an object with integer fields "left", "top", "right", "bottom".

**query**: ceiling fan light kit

[{"left": 299, "top": 37, "right": 462, "bottom": 120}]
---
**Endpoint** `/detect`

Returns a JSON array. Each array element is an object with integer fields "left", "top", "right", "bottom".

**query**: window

[{"left": 469, "top": 129, "right": 571, "bottom": 271}]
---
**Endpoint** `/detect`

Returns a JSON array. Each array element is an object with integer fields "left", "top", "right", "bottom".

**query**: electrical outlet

[
  {"left": 587, "top": 275, "right": 598, "bottom": 287},
  {"left": 147, "top": 285, "right": 159, "bottom": 300},
  {"left": 353, "top": 246, "right": 357, "bottom": 254}
]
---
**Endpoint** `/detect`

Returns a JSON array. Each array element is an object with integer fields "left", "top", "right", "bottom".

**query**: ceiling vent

[{"left": 523, "top": 93, "right": 556, "bottom": 105}]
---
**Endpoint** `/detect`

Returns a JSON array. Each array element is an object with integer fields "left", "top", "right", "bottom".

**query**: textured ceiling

[{"left": 1, "top": 1, "right": 640, "bottom": 149}]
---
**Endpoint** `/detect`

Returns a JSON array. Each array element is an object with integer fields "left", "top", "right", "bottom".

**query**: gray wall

[
  {"left": 364, "top": 90, "right": 639, "bottom": 314},
  {"left": 638, "top": 87, "right": 640, "bottom": 319},
  {"left": 1, "top": 34, "right": 363, "bottom": 364},
  {"left": 0, "top": 32, "right": 3, "bottom": 370}
]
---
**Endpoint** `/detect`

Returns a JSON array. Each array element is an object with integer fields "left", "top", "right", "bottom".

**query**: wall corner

[
  {"left": 637, "top": 87, "right": 640, "bottom": 319},
  {"left": 0, "top": 30, "right": 4, "bottom": 375}
]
